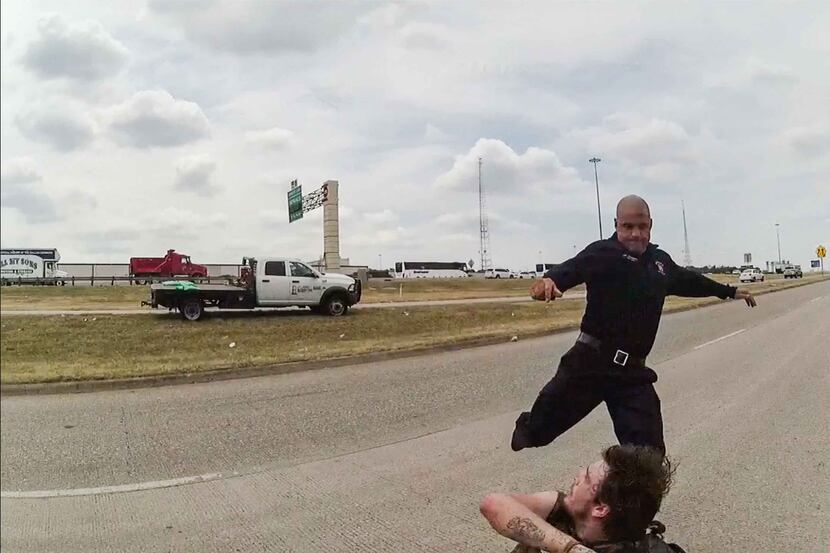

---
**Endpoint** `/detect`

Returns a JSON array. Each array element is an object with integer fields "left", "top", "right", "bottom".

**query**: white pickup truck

[{"left": 144, "top": 257, "right": 361, "bottom": 321}]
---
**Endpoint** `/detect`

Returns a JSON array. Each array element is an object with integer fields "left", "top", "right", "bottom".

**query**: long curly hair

[{"left": 597, "top": 445, "right": 674, "bottom": 542}]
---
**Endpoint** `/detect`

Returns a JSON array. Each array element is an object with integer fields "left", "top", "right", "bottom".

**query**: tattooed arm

[
  {"left": 480, "top": 494, "right": 596, "bottom": 553},
  {"left": 502, "top": 491, "right": 561, "bottom": 518}
]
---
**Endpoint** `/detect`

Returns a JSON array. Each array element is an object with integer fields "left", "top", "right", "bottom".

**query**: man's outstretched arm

[
  {"left": 480, "top": 493, "right": 595, "bottom": 553},
  {"left": 666, "top": 258, "right": 756, "bottom": 307}
]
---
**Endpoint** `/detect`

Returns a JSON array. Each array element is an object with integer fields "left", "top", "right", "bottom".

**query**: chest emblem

[{"left": 655, "top": 260, "right": 666, "bottom": 276}]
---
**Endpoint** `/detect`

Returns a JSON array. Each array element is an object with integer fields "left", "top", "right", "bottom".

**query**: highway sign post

[
  {"left": 817, "top": 245, "right": 826, "bottom": 274},
  {"left": 288, "top": 181, "right": 303, "bottom": 222}
]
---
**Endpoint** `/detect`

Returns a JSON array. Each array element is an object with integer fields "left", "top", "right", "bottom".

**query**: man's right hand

[{"left": 530, "top": 278, "right": 563, "bottom": 302}]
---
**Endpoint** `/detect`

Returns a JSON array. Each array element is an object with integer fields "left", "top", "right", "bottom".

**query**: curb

[{"left": 1, "top": 277, "right": 825, "bottom": 396}]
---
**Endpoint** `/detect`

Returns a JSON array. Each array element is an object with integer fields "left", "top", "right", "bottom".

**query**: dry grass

[
  {"left": 0, "top": 285, "right": 148, "bottom": 310},
  {"left": 0, "top": 273, "right": 822, "bottom": 310},
  {"left": 0, "top": 278, "right": 559, "bottom": 310},
  {"left": 0, "top": 300, "right": 587, "bottom": 384},
  {"left": 3, "top": 274, "right": 826, "bottom": 384}
]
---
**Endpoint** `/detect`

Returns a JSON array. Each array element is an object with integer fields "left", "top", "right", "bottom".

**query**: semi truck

[
  {"left": 1, "top": 248, "right": 70, "bottom": 285},
  {"left": 143, "top": 256, "right": 361, "bottom": 320},
  {"left": 130, "top": 249, "right": 208, "bottom": 281}
]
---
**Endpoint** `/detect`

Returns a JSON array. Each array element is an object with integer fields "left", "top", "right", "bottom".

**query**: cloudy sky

[{"left": 2, "top": 1, "right": 828, "bottom": 271}]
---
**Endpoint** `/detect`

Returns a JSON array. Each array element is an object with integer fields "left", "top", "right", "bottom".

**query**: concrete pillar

[{"left": 323, "top": 180, "right": 341, "bottom": 271}]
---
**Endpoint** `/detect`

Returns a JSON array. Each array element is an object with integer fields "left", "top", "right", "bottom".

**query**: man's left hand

[{"left": 734, "top": 288, "right": 756, "bottom": 307}]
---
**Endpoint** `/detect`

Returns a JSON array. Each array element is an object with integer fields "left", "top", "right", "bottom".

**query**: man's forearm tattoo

[
  {"left": 570, "top": 545, "right": 596, "bottom": 553},
  {"left": 506, "top": 517, "right": 546, "bottom": 544}
]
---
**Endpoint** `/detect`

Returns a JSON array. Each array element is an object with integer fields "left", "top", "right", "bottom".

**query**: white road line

[
  {"left": 809, "top": 296, "right": 824, "bottom": 303},
  {"left": 693, "top": 329, "right": 746, "bottom": 350},
  {"left": 1, "top": 472, "right": 228, "bottom": 499}
]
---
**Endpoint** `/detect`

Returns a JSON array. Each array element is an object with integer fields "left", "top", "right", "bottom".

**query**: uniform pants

[{"left": 515, "top": 341, "right": 666, "bottom": 454}]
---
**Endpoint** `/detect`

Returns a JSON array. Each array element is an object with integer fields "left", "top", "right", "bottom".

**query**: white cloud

[
  {"left": 575, "top": 115, "right": 696, "bottom": 165},
  {"left": 148, "top": 0, "right": 373, "bottom": 54},
  {"left": 424, "top": 123, "right": 449, "bottom": 143},
  {"left": 363, "top": 209, "right": 398, "bottom": 225},
  {"left": 746, "top": 59, "right": 798, "bottom": 86},
  {"left": 398, "top": 23, "right": 449, "bottom": 50},
  {"left": 0, "top": 158, "right": 59, "bottom": 223},
  {"left": 1, "top": 3, "right": 828, "bottom": 269},
  {"left": 782, "top": 124, "right": 830, "bottom": 157},
  {"left": 245, "top": 127, "right": 294, "bottom": 150},
  {"left": 0, "top": 157, "right": 42, "bottom": 185},
  {"left": 16, "top": 105, "right": 95, "bottom": 151},
  {"left": 21, "top": 14, "right": 128, "bottom": 81},
  {"left": 434, "top": 139, "right": 583, "bottom": 196},
  {"left": 174, "top": 154, "right": 218, "bottom": 196},
  {"left": 561, "top": 114, "right": 706, "bottom": 184},
  {"left": 105, "top": 90, "right": 210, "bottom": 148}
]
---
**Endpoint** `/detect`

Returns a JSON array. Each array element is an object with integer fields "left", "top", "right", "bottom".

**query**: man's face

[
  {"left": 563, "top": 460, "right": 608, "bottom": 519},
  {"left": 615, "top": 206, "right": 652, "bottom": 255}
]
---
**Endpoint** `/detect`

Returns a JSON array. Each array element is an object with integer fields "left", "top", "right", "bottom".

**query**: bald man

[{"left": 513, "top": 195, "right": 756, "bottom": 454}]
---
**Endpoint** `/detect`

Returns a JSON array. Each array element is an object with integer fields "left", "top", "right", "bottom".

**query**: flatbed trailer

[{"left": 143, "top": 257, "right": 361, "bottom": 320}]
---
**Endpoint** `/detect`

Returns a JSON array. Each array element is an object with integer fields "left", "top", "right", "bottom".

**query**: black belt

[{"left": 576, "top": 332, "right": 646, "bottom": 367}]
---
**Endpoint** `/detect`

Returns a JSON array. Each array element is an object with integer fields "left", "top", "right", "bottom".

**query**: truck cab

[
  {"left": 252, "top": 257, "right": 360, "bottom": 313},
  {"left": 783, "top": 265, "right": 803, "bottom": 279}
]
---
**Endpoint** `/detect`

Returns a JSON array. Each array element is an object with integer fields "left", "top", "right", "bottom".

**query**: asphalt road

[{"left": 2, "top": 280, "right": 828, "bottom": 552}]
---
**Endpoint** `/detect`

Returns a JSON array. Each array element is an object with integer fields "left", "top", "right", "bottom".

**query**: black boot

[{"left": 511, "top": 412, "right": 533, "bottom": 452}]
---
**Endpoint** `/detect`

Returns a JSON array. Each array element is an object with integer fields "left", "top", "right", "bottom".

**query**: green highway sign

[{"left": 288, "top": 184, "right": 303, "bottom": 222}]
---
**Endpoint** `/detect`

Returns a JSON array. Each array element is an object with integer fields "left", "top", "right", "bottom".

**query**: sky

[{"left": 2, "top": 1, "right": 828, "bottom": 271}]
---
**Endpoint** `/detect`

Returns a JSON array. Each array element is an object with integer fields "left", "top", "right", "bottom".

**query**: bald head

[
  {"left": 614, "top": 195, "right": 652, "bottom": 255},
  {"left": 616, "top": 195, "right": 650, "bottom": 219}
]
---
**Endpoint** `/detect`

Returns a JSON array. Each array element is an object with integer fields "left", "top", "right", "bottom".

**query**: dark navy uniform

[{"left": 513, "top": 233, "right": 736, "bottom": 454}]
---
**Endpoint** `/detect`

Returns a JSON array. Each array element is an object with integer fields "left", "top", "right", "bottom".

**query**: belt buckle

[{"left": 613, "top": 349, "right": 629, "bottom": 367}]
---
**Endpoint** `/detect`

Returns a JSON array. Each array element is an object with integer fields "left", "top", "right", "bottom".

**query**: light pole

[
  {"left": 378, "top": 253, "right": 382, "bottom": 270},
  {"left": 589, "top": 157, "right": 603, "bottom": 239},
  {"left": 775, "top": 223, "right": 781, "bottom": 264}
]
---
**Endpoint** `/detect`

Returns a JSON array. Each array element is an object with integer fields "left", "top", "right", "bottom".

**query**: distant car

[
  {"left": 739, "top": 268, "right": 764, "bottom": 283},
  {"left": 783, "top": 265, "right": 803, "bottom": 279},
  {"left": 518, "top": 271, "right": 535, "bottom": 279},
  {"left": 731, "top": 269, "right": 741, "bottom": 275},
  {"left": 485, "top": 268, "right": 512, "bottom": 279}
]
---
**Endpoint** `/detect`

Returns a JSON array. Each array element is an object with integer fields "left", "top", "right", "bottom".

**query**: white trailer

[{"left": 1, "top": 248, "right": 70, "bottom": 284}]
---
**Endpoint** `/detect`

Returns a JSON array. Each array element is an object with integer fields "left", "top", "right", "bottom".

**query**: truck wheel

[
  {"left": 322, "top": 294, "right": 348, "bottom": 316},
  {"left": 180, "top": 299, "right": 204, "bottom": 321}
]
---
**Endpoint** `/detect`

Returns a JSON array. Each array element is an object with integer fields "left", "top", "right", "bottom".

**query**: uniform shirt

[{"left": 545, "top": 234, "right": 736, "bottom": 358}]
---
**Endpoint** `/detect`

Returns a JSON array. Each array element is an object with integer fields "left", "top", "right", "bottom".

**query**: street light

[
  {"left": 775, "top": 223, "right": 781, "bottom": 264},
  {"left": 378, "top": 253, "right": 383, "bottom": 270},
  {"left": 589, "top": 157, "right": 603, "bottom": 239}
]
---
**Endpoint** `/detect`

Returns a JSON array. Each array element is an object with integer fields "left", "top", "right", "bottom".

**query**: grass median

[
  {"left": 2, "top": 275, "right": 826, "bottom": 384},
  {"left": 0, "top": 277, "right": 544, "bottom": 310},
  {"left": 0, "top": 273, "right": 819, "bottom": 311},
  {"left": 1, "top": 300, "right": 585, "bottom": 384}
]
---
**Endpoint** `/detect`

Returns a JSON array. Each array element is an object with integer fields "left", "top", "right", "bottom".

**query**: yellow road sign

[{"left": 818, "top": 245, "right": 827, "bottom": 258}]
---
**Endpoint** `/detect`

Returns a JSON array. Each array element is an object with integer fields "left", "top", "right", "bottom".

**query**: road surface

[{"left": 2, "top": 280, "right": 828, "bottom": 552}]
